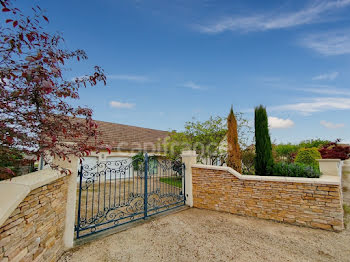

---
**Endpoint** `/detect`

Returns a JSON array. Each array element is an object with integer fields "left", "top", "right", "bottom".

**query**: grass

[
  {"left": 159, "top": 177, "right": 182, "bottom": 188},
  {"left": 344, "top": 204, "right": 350, "bottom": 228},
  {"left": 344, "top": 204, "right": 350, "bottom": 215}
]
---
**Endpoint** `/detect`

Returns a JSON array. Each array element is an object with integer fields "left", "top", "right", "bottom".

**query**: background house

[{"left": 39, "top": 120, "right": 169, "bottom": 170}]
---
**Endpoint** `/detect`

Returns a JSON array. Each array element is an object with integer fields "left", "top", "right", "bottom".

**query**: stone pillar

[
  {"left": 181, "top": 150, "right": 197, "bottom": 207},
  {"left": 342, "top": 160, "right": 350, "bottom": 204},
  {"left": 53, "top": 156, "right": 79, "bottom": 249},
  {"left": 317, "top": 159, "right": 341, "bottom": 177},
  {"left": 343, "top": 159, "right": 350, "bottom": 172}
]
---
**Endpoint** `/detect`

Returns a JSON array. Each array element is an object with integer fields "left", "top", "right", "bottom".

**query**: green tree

[
  {"left": 273, "top": 139, "right": 330, "bottom": 164},
  {"left": 163, "top": 114, "right": 251, "bottom": 162},
  {"left": 227, "top": 107, "right": 241, "bottom": 172},
  {"left": 163, "top": 116, "right": 226, "bottom": 161},
  {"left": 274, "top": 143, "right": 299, "bottom": 163},
  {"left": 298, "top": 139, "right": 330, "bottom": 149},
  {"left": 254, "top": 105, "right": 274, "bottom": 176}
]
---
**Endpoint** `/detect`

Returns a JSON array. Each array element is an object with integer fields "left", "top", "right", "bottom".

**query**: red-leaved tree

[
  {"left": 318, "top": 139, "right": 350, "bottom": 160},
  {"left": 0, "top": 0, "right": 107, "bottom": 179}
]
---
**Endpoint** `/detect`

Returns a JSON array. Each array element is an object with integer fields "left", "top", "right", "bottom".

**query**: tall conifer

[
  {"left": 254, "top": 105, "right": 274, "bottom": 176},
  {"left": 227, "top": 107, "right": 242, "bottom": 173}
]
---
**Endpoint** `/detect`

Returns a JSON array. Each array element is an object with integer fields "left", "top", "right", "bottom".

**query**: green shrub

[
  {"left": 0, "top": 147, "right": 25, "bottom": 180},
  {"left": 242, "top": 148, "right": 255, "bottom": 175},
  {"left": 254, "top": 105, "right": 274, "bottom": 176},
  {"left": 274, "top": 143, "right": 299, "bottom": 163},
  {"left": 272, "top": 162, "right": 321, "bottom": 178},
  {"left": 344, "top": 204, "right": 350, "bottom": 215},
  {"left": 344, "top": 204, "right": 350, "bottom": 227},
  {"left": 132, "top": 152, "right": 144, "bottom": 171},
  {"left": 298, "top": 139, "right": 330, "bottom": 149},
  {"left": 294, "top": 147, "right": 321, "bottom": 171}
]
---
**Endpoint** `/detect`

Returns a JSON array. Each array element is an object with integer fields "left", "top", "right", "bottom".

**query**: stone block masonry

[
  {"left": 0, "top": 175, "right": 69, "bottom": 262},
  {"left": 192, "top": 165, "right": 344, "bottom": 231}
]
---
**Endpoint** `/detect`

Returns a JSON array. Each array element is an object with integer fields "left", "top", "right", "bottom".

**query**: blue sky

[{"left": 23, "top": 0, "right": 350, "bottom": 144}]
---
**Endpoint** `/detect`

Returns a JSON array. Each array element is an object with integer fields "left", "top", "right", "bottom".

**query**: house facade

[{"left": 39, "top": 119, "right": 169, "bottom": 170}]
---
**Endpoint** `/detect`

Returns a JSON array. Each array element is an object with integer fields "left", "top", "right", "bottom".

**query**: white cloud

[
  {"left": 196, "top": 0, "right": 350, "bottom": 33},
  {"left": 268, "top": 116, "right": 294, "bottom": 129},
  {"left": 271, "top": 97, "right": 350, "bottom": 114},
  {"left": 302, "top": 30, "right": 350, "bottom": 55},
  {"left": 312, "top": 72, "right": 339, "bottom": 81},
  {"left": 296, "top": 86, "right": 350, "bottom": 96},
  {"left": 108, "top": 74, "right": 150, "bottom": 83},
  {"left": 109, "top": 101, "right": 135, "bottom": 109},
  {"left": 183, "top": 81, "right": 205, "bottom": 90},
  {"left": 320, "top": 120, "right": 345, "bottom": 129}
]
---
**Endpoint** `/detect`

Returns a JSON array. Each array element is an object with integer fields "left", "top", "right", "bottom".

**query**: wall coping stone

[
  {"left": 181, "top": 150, "right": 198, "bottom": 157},
  {"left": 192, "top": 164, "right": 340, "bottom": 185},
  {"left": 317, "top": 159, "right": 341, "bottom": 163},
  {"left": 0, "top": 169, "right": 65, "bottom": 228}
]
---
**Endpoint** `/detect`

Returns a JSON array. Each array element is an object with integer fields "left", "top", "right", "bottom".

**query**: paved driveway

[{"left": 60, "top": 208, "right": 350, "bottom": 262}]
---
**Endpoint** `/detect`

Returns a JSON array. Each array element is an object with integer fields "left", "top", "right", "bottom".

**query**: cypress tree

[
  {"left": 254, "top": 105, "right": 274, "bottom": 176},
  {"left": 227, "top": 106, "right": 242, "bottom": 173}
]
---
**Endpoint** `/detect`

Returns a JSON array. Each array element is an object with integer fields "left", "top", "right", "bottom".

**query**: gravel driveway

[{"left": 60, "top": 207, "right": 350, "bottom": 262}]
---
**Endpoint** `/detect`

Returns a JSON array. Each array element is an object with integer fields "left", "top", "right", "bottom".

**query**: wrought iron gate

[{"left": 75, "top": 154, "right": 185, "bottom": 239}]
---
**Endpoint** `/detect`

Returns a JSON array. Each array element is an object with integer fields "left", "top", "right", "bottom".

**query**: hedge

[{"left": 272, "top": 162, "right": 321, "bottom": 178}]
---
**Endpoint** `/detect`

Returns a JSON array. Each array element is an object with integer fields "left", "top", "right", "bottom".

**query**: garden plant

[
  {"left": 254, "top": 105, "right": 274, "bottom": 176},
  {"left": 319, "top": 139, "right": 350, "bottom": 160},
  {"left": 227, "top": 107, "right": 242, "bottom": 173},
  {"left": 0, "top": 0, "right": 107, "bottom": 179},
  {"left": 294, "top": 147, "right": 321, "bottom": 171}
]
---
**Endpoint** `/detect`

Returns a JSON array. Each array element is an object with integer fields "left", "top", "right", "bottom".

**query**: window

[{"left": 148, "top": 158, "right": 158, "bottom": 175}]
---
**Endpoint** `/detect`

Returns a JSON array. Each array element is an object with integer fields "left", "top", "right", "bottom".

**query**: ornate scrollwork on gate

[{"left": 75, "top": 156, "right": 185, "bottom": 238}]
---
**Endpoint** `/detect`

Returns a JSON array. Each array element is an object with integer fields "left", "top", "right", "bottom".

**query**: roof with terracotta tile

[{"left": 93, "top": 119, "right": 169, "bottom": 152}]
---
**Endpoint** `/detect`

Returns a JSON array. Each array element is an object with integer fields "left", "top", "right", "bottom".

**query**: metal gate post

[
  {"left": 144, "top": 153, "right": 148, "bottom": 219},
  {"left": 76, "top": 165, "right": 83, "bottom": 239}
]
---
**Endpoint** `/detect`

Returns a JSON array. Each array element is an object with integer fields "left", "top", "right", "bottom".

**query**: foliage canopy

[
  {"left": 254, "top": 105, "right": 274, "bottom": 176},
  {"left": 272, "top": 162, "right": 320, "bottom": 178},
  {"left": 163, "top": 113, "right": 251, "bottom": 162},
  {"left": 274, "top": 139, "right": 330, "bottom": 163},
  {"left": 0, "top": 0, "right": 106, "bottom": 178},
  {"left": 319, "top": 139, "right": 350, "bottom": 160},
  {"left": 294, "top": 147, "right": 321, "bottom": 171},
  {"left": 227, "top": 107, "right": 241, "bottom": 172}
]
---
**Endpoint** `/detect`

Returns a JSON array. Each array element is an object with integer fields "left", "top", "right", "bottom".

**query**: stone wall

[
  {"left": 192, "top": 165, "right": 344, "bottom": 231},
  {"left": 0, "top": 175, "right": 69, "bottom": 262}
]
